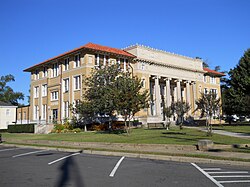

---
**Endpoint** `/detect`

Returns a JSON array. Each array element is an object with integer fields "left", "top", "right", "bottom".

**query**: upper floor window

[
  {"left": 6, "top": 109, "right": 10, "bottom": 116},
  {"left": 203, "top": 75, "right": 207, "bottom": 82},
  {"left": 42, "top": 84, "right": 47, "bottom": 97},
  {"left": 52, "top": 63, "right": 59, "bottom": 77},
  {"left": 95, "top": 54, "right": 99, "bottom": 66},
  {"left": 35, "top": 70, "right": 39, "bottom": 80},
  {"left": 63, "top": 78, "right": 69, "bottom": 92},
  {"left": 141, "top": 62, "right": 145, "bottom": 70},
  {"left": 210, "top": 76, "right": 216, "bottom": 84},
  {"left": 74, "top": 75, "right": 81, "bottom": 90},
  {"left": 34, "top": 86, "right": 39, "bottom": 98},
  {"left": 51, "top": 91, "right": 59, "bottom": 101},
  {"left": 43, "top": 67, "right": 48, "bottom": 77},
  {"left": 64, "top": 58, "right": 69, "bottom": 71},
  {"left": 74, "top": 54, "right": 80, "bottom": 68}
]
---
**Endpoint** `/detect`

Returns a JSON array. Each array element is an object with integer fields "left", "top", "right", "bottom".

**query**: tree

[
  {"left": 194, "top": 92, "right": 221, "bottom": 136},
  {"left": 224, "top": 49, "right": 250, "bottom": 115},
  {"left": 163, "top": 106, "right": 173, "bottom": 130},
  {"left": 0, "top": 74, "right": 24, "bottom": 105},
  {"left": 84, "top": 65, "right": 122, "bottom": 130},
  {"left": 171, "top": 101, "right": 190, "bottom": 130},
  {"left": 70, "top": 101, "right": 94, "bottom": 132},
  {"left": 115, "top": 73, "right": 149, "bottom": 134}
]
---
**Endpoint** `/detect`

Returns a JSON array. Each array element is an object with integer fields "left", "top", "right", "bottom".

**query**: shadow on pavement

[{"left": 56, "top": 155, "right": 84, "bottom": 187}]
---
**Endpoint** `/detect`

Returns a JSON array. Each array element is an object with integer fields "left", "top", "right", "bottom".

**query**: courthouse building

[{"left": 21, "top": 43, "right": 224, "bottom": 125}]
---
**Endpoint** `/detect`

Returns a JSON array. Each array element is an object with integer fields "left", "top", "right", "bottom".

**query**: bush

[
  {"left": 53, "top": 124, "right": 65, "bottom": 133},
  {"left": 8, "top": 124, "right": 35, "bottom": 133}
]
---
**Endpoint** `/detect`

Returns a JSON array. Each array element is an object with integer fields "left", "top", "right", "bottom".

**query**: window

[
  {"left": 34, "top": 86, "right": 39, "bottom": 98},
  {"left": 95, "top": 54, "right": 99, "bottom": 66},
  {"left": 74, "top": 54, "right": 80, "bottom": 68},
  {"left": 64, "top": 101, "right": 69, "bottom": 118},
  {"left": 51, "top": 91, "right": 59, "bottom": 101},
  {"left": 34, "top": 105, "right": 39, "bottom": 120},
  {"left": 53, "top": 63, "right": 59, "bottom": 77},
  {"left": 63, "top": 78, "right": 69, "bottom": 92},
  {"left": 42, "top": 104, "right": 47, "bottom": 120},
  {"left": 210, "top": 89, "right": 217, "bottom": 95},
  {"left": 35, "top": 70, "right": 39, "bottom": 80},
  {"left": 74, "top": 76, "right": 81, "bottom": 90},
  {"left": 64, "top": 58, "right": 69, "bottom": 71},
  {"left": 43, "top": 67, "right": 48, "bottom": 77},
  {"left": 23, "top": 112, "right": 26, "bottom": 120},
  {"left": 210, "top": 76, "right": 216, "bottom": 84},
  {"left": 42, "top": 84, "right": 47, "bottom": 97},
  {"left": 203, "top": 75, "right": 206, "bottom": 82},
  {"left": 204, "top": 88, "right": 208, "bottom": 94},
  {"left": 141, "top": 78, "right": 146, "bottom": 88},
  {"left": 6, "top": 109, "right": 10, "bottom": 116},
  {"left": 88, "top": 56, "right": 93, "bottom": 64}
]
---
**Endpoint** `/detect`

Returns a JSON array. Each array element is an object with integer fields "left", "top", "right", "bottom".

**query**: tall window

[
  {"left": 35, "top": 70, "right": 39, "bottom": 80},
  {"left": 43, "top": 67, "right": 48, "bottom": 77},
  {"left": 34, "top": 86, "right": 39, "bottom": 98},
  {"left": 141, "top": 78, "right": 146, "bottom": 88},
  {"left": 63, "top": 78, "right": 69, "bottom": 92},
  {"left": 42, "top": 104, "right": 47, "bottom": 120},
  {"left": 74, "top": 54, "right": 80, "bottom": 68},
  {"left": 210, "top": 89, "right": 217, "bottom": 96},
  {"left": 53, "top": 63, "right": 59, "bottom": 77},
  {"left": 74, "top": 76, "right": 81, "bottom": 90},
  {"left": 6, "top": 109, "right": 10, "bottom": 116},
  {"left": 203, "top": 75, "right": 207, "bottom": 82},
  {"left": 42, "top": 84, "right": 47, "bottom": 97},
  {"left": 23, "top": 112, "right": 27, "bottom": 120},
  {"left": 64, "top": 101, "right": 69, "bottom": 118},
  {"left": 95, "top": 54, "right": 99, "bottom": 66},
  {"left": 51, "top": 91, "right": 58, "bottom": 101},
  {"left": 64, "top": 58, "right": 69, "bottom": 71},
  {"left": 210, "top": 76, "right": 216, "bottom": 84},
  {"left": 34, "top": 105, "right": 39, "bottom": 120},
  {"left": 204, "top": 88, "right": 208, "bottom": 94}
]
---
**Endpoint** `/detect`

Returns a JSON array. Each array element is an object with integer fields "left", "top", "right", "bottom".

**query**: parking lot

[{"left": 0, "top": 145, "right": 250, "bottom": 187}]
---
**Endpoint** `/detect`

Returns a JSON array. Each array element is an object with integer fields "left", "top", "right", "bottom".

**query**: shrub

[
  {"left": 53, "top": 124, "right": 65, "bottom": 133},
  {"left": 8, "top": 124, "right": 35, "bottom": 133}
]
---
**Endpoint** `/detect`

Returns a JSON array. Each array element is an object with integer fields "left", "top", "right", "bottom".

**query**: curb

[{"left": 2, "top": 143, "right": 250, "bottom": 167}]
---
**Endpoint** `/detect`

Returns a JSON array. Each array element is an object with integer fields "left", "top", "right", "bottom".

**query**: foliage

[
  {"left": 163, "top": 106, "right": 174, "bottom": 130},
  {"left": 171, "top": 101, "right": 190, "bottom": 130},
  {"left": 0, "top": 74, "right": 24, "bottom": 105},
  {"left": 114, "top": 73, "right": 149, "bottom": 134},
  {"left": 8, "top": 124, "right": 35, "bottom": 133},
  {"left": 194, "top": 92, "right": 221, "bottom": 136},
  {"left": 223, "top": 49, "right": 250, "bottom": 115}
]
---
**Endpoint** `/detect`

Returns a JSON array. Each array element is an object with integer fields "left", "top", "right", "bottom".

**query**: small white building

[{"left": 0, "top": 101, "right": 17, "bottom": 129}]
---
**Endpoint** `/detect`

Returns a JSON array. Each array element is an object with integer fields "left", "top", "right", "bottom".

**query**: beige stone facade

[{"left": 24, "top": 43, "right": 224, "bottom": 125}]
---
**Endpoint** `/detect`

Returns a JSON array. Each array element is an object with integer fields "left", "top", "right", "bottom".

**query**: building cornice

[{"left": 135, "top": 58, "right": 206, "bottom": 74}]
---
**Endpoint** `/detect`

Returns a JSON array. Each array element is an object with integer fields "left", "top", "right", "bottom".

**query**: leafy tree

[
  {"left": 163, "top": 106, "right": 174, "bottom": 130},
  {"left": 0, "top": 74, "right": 24, "bottom": 105},
  {"left": 171, "top": 101, "right": 190, "bottom": 130},
  {"left": 84, "top": 65, "right": 122, "bottom": 130},
  {"left": 115, "top": 73, "right": 149, "bottom": 134},
  {"left": 194, "top": 92, "right": 221, "bottom": 136},
  {"left": 70, "top": 101, "right": 94, "bottom": 131},
  {"left": 225, "top": 49, "right": 250, "bottom": 115}
]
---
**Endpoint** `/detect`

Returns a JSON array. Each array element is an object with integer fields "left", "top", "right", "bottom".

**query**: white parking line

[
  {"left": 48, "top": 152, "right": 80, "bottom": 165},
  {"left": 207, "top": 171, "right": 248, "bottom": 174},
  {"left": 213, "top": 175, "right": 250, "bottom": 178},
  {"left": 191, "top": 163, "right": 223, "bottom": 187},
  {"left": 0, "top": 148, "right": 22, "bottom": 152},
  {"left": 203, "top": 168, "right": 221, "bottom": 171},
  {"left": 219, "top": 180, "right": 250, "bottom": 183},
  {"left": 109, "top": 156, "right": 125, "bottom": 177},
  {"left": 12, "top": 150, "right": 47, "bottom": 158}
]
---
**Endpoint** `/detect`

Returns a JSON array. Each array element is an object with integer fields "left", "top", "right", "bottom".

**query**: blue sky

[{"left": 1, "top": 0, "right": 249, "bottom": 105}]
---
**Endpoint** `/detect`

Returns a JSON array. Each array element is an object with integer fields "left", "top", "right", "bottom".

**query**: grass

[
  {"left": 2, "top": 127, "right": 250, "bottom": 145},
  {"left": 213, "top": 125, "right": 250, "bottom": 134}
]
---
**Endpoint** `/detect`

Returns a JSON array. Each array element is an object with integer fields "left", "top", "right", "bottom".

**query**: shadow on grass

[
  {"left": 94, "top": 130, "right": 127, "bottom": 135},
  {"left": 208, "top": 149, "right": 223, "bottom": 152},
  {"left": 162, "top": 132, "right": 187, "bottom": 135}
]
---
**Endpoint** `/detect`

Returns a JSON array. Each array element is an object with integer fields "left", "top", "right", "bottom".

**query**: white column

[
  {"left": 154, "top": 76, "right": 161, "bottom": 117},
  {"left": 165, "top": 78, "right": 171, "bottom": 107},
  {"left": 186, "top": 81, "right": 191, "bottom": 115},
  {"left": 176, "top": 79, "right": 182, "bottom": 101},
  {"left": 124, "top": 59, "right": 126, "bottom": 71},
  {"left": 97, "top": 54, "right": 99, "bottom": 66},
  {"left": 192, "top": 82, "right": 197, "bottom": 116},
  {"left": 104, "top": 55, "right": 106, "bottom": 66}
]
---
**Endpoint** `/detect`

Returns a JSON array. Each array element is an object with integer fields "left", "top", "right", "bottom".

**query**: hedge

[{"left": 8, "top": 124, "right": 35, "bottom": 133}]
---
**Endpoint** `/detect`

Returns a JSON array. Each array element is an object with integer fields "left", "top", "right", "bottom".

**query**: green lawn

[
  {"left": 2, "top": 127, "right": 250, "bottom": 145},
  {"left": 213, "top": 125, "right": 250, "bottom": 134}
]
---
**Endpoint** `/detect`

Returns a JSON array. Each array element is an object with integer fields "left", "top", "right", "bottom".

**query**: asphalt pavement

[{"left": 1, "top": 145, "right": 250, "bottom": 187}]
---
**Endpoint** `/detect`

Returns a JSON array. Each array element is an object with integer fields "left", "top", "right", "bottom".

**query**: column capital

[
  {"left": 163, "top": 77, "right": 172, "bottom": 81},
  {"left": 174, "top": 79, "right": 182, "bottom": 83},
  {"left": 152, "top": 75, "right": 161, "bottom": 79}
]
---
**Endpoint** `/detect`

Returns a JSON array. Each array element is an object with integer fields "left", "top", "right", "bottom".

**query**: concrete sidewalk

[{"left": 2, "top": 138, "right": 250, "bottom": 166}]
